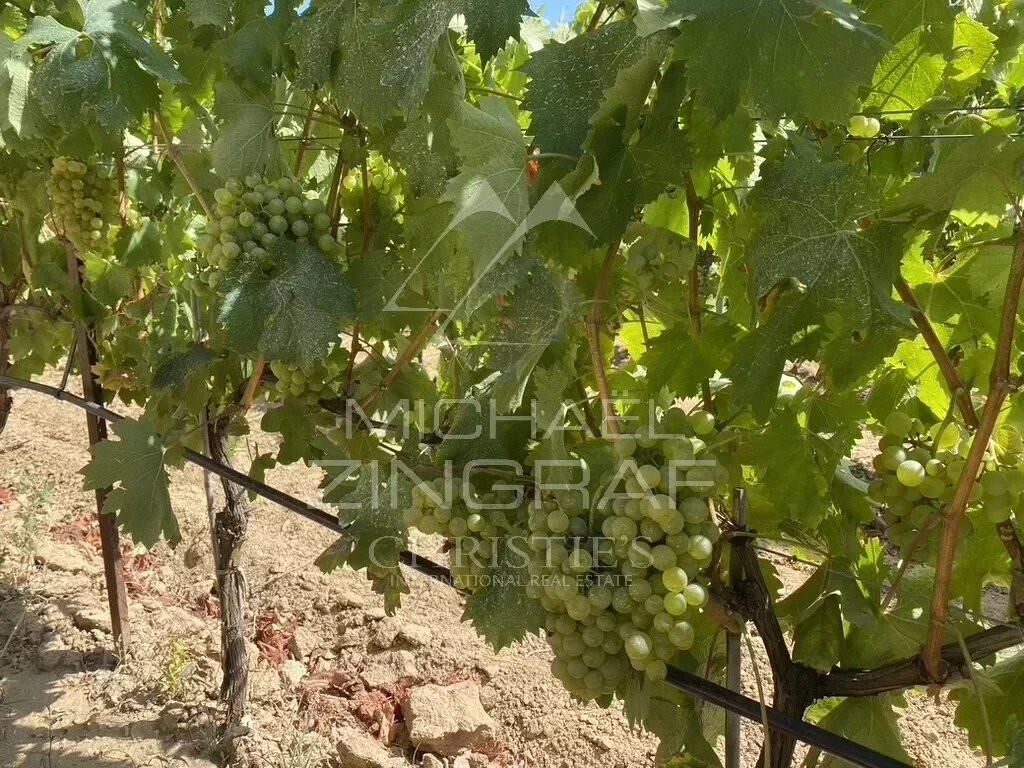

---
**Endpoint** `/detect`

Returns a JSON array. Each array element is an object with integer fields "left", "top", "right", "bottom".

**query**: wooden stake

[
  {"left": 725, "top": 489, "right": 748, "bottom": 768},
  {"left": 64, "top": 242, "right": 129, "bottom": 649}
]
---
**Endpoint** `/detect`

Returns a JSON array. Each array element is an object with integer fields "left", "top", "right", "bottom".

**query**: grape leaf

[
  {"left": 219, "top": 239, "right": 354, "bottom": 366},
  {"left": 484, "top": 261, "right": 581, "bottom": 413},
  {"left": 792, "top": 593, "right": 844, "bottom": 672},
  {"left": 898, "top": 130, "right": 1024, "bottom": 219},
  {"left": 286, "top": 0, "right": 348, "bottom": 88},
  {"left": 623, "top": 678, "right": 723, "bottom": 767},
  {"left": 116, "top": 218, "right": 162, "bottom": 268},
  {"left": 863, "top": 0, "right": 955, "bottom": 42},
  {"left": 463, "top": 537, "right": 545, "bottom": 650},
  {"left": 317, "top": 465, "right": 412, "bottom": 612},
  {"left": 817, "top": 696, "right": 912, "bottom": 768},
  {"left": 261, "top": 400, "right": 319, "bottom": 465},
  {"left": 673, "top": 0, "right": 887, "bottom": 123},
  {"left": 728, "top": 149, "right": 908, "bottom": 417},
  {"left": 185, "top": 0, "right": 231, "bottom": 28},
  {"left": 442, "top": 97, "right": 529, "bottom": 290},
  {"left": 81, "top": 418, "right": 180, "bottom": 549},
  {"left": 463, "top": 0, "right": 531, "bottom": 62},
  {"left": 745, "top": 408, "right": 831, "bottom": 530},
  {"left": 211, "top": 82, "right": 286, "bottom": 181},
  {"left": 952, "top": 509, "right": 1012, "bottom": 616},
  {"left": 575, "top": 112, "right": 689, "bottom": 245},
  {"left": 332, "top": 0, "right": 459, "bottom": 126},
  {"left": 0, "top": 38, "right": 32, "bottom": 136},
  {"left": 217, "top": 16, "right": 288, "bottom": 86},
  {"left": 152, "top": 344, "right": 217, "bottom": 392},
  {"left": 0, "top": 6, "right": 27, "bottom": 38},
  {"left": 949, "top": 13, "right": 997, "bottom": 86},
  {"left": 953, "top": 654, "right": 1024, "bottom": 755},
  {"left": 522, "top": 22, "right": 667, "bottom": 157},
  {"left": 385, "top": 38, "right": 465, "bottom": 197},
  {"left": 4, "top": 0, "right": 184, "bottom": 140},
  {"left": 864, "top": 26, "right": 947, "bottom": 116}
]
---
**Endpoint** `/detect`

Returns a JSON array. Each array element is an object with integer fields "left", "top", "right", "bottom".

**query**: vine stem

[
  {"left": 574, "top": 380, "right": 602, "bottom": 438},
  {"left": 291, "top": 94, "right": 319, "bottom": 178},
  {"left": 586, "top": 1, "right": 607, "bottom": 32},
  {"left": 469, "top": 86, "right": 522, "bottom": 102},
  {"left": 64, "top": 241, "right": 130, "bottom": 650},
  {"left": 587, "top": 245, "right": 623, "bottom": 435},
  {"left": 922, "top": 231, "right": 1024, "bottom": 680},
  {"left": 344, "top": 323, "right": 361, "bottom": 396},
  {"left": 153, "top": 114, "right": 214, "bottom": 219},
  {"left": 684, "top": 173, "right": 715, "bottom": 412},
  {"left": 360, "top": 311, "right": 445, "bottom": 415},
  {"left": 997, "top": 519, "right": 1024, "bottom": 618},
  {"left": 894, "top": 277, "right": 979, "bottom": 428}
]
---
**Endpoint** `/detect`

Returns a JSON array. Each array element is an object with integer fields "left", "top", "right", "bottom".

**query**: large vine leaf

[
  {"left": 623, "top": 678, "right": 723, "bottom": 766},
  {"left": 728, "top": 148, "right": 909, "bottom": 417},
  {"left": 522, "top": 22, "right": 668, "bottom": 157},
  {"left": 817, "top": 696, "right": 912, "bottom": 768},
  {"left": 792, "top": 592, "right": 844, "bottom": 672},
  {"left": 211, "top": 82, "right": 286, "bottom": 181},
  {"left": 219, "top": 239, "right": 354, "bottom": 366},
  {"left": 463, "top": 537, "right": 545, "bottom": 650},
  {"left": 863, "top": 0, "right": 955, "bottom": 42},
  {"left": 673, "top": 0, "right": 887, "bottom": 123},
  {"left": 898, "top": 130, "right": 1024, "bottom": 220},
  {"left": 333, "top": 0, "right": 459, "bottom": 127},
  {"left": 575, "top": 111, "right": 689, "bottom": 245},
  {"left": 463, "top": 0, "right": 531, "bottom": 62},
  {"left": 1, "top": 0, "right": 184, "bottom": 140},
  {"left": 80, "top": 418, "right": 179, "bottom": 549},
  {"left": 483, "top": 260, "right": 582, "bottom": 413},
  {"left": 440, "top": 97, "right": 529, "bottom": 307},
  {"left": 317, "top": 464, "right": 412, "bottom": 613},
  {"left": 953, "top": 654, "right": 1024, "bottom": 755}
]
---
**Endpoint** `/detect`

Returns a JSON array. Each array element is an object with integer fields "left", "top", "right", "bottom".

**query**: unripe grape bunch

[
  {"left": 269, "top": 355, "right": 346, "bottom": 404},
  {"left": 403, "top": 479, "right": 528, "bottom": 591},
  {"left": 46, "top": 156, "right": 118, "bottom": 252},
  {"left": 194, "top": 175, "right": 340, "bottom": 285},
  {"left": 623, "top": 223, "right": 696, "bottom": 294},
  {"left": 534, "top": 406, "right": 728, "bottom": 700},
  {"left": 868, "top": 410, "right": 1022, "bottom": 559},
  {"left": 339, "top": 154, "right": 402, "bottom": 253},
  {"left": 398, "top": 406, "right": 733, "bottom": 702},
  {"left": 848, "top": 114, "right": 881, "bottom": 139}
]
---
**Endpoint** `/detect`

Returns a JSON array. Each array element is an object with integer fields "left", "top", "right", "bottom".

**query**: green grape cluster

[
  {"left": 403, "top": 479, "right": 527, "bottom": 590},
  {"left": 339, "top": 155, "right": 403, "bottom": 253},
  {"left": 269, "top": 356, "right": 346, "bottom": 403},
  {"left": 46, "top": 156, "right": 118, "bottom": 251},
  {"left": 534, "top": 408, "right": 728, "bottom": 700},
  {"left": 623, "top": 223, "right": 696, "bottom": 293},
  {"left": 194, "top": 175, "right": 340, "bottom": 285},
  {"left": 397, "top": 406, "right": 734, "bottom": 702},
  {"left": 868, "top": 410, "right": 1022, "bottom": 558}
]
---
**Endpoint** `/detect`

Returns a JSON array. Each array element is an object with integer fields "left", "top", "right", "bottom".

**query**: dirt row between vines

[{"left": 0, "top": 375, "right": 985, "bottom": 768}]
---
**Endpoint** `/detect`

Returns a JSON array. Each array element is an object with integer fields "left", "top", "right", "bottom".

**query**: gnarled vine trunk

[{"left": 207, "top": 420, "right": 251, "bottom": 731}]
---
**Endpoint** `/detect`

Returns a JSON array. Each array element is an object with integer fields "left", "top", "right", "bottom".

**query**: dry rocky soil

[{"left": 0, "top": 375, "right": 991, "bottom": 768}]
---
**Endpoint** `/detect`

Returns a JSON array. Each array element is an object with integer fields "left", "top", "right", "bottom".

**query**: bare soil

[{"left": 0, "top": 376, "right": 987, "bottom": 768}]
